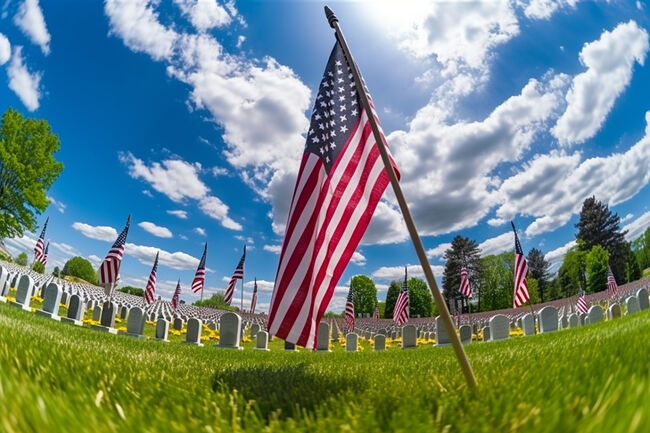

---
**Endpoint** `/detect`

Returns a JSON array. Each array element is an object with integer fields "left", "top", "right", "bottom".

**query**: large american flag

[
  {"left": 267, "top": 41, "right": 399, "bottom": 349},
  {"left": 576, "top": 291, "right": 588, "bottom": 314},
  {"left": 511, "top": 221, "right": 530, "bottom": 307},
  {"left": 250, "top": 277, "right": 258, "bottom": 314},
  {"left": 98, "top": 215, "right": 131, "bottom": 295},
  {"left": 224, "top": 246, "right": 246, "bottom": 305},
  {"left": 607, "top": 265, "right": 618, "bottom": 296},
  {"left": 459, "top": 264, "right": 472, "bottom": 298},
  {"left": 171, "top": 279, "right": 181, "bottom": 311},
  {"left": 344, "top": 284, "right": 355, "bottom": 333},
  {"left": 393, "top": 267, "right": 409, "bottom": 325},
  {"left": 191, "top": 243, "right": 207, "bottom": 294},
  {"left": 144, "top": 251, "right": 158, "bottom": 305},
  {"left": 33, "top": 217, "right": 48, "bottom": 264}
]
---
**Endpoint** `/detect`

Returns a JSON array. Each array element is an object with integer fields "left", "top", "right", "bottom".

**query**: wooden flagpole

[{"left": 325, "top": 6, "right": 477, "bottom": 388}]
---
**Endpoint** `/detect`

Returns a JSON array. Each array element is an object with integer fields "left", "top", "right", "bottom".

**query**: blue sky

[{"left": 1, "top": 0, "right": 650, "bottom": 313}]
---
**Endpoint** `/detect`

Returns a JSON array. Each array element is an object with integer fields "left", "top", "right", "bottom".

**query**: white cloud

[
  {"left": 167, "top": 209, "right": 188, "bottom": 219},
  {"left": 263, "top": 244, "right": 281, "bottom": 254},
  {"left": 104, "top": 0, "right": 178, "bottom": 60},
  {"left": 173, "top": 0, "right": 233, "bottom": 32},
  {"left": 124, "top": 242, "right": 199, "bottom": 270},
  {"left": 142, "top": 189, "right": 154, "bottom": 198},
  {"left": 71, "top": 222, "right": 117, "bottom": 242},
  {"left": 7, "top": 46, "right": 42, "bottom": 111},
  {"left": 194, "top": 227, "right": 206, "bottom": 236},
  {"left": 0, "top": 33, "right": 10, "bottom": 65},
  {"left": 50, "top": 241, "right": 78, "bottom": 257},
  {"left": 211, "top": 166, "right": 229, "bottom": 177},
  {"left": 13, "top": 0, "right": 51, "bottom": 55},
  {"left": 88, "top": 254, "right": 102, "bottom": 267},
  {"left": 522, "top": 0, "right": 578, "bottom": 20},
  {"left": 552, "top": 21, "right": 649, "bottom": 145},
  {"left": 620, "top": 213, "right": 634, "bottom": 223},
  {"left": 371, "top": 263, "right": 444, "bottom": 281},
  {"left": 623, "top": 210, "right": 650, "bottom": 240},
  {"left": 426, "top": 242, "right": 452, "bottom": 259},
  {"left": 478, "top": 232, "right": 513, "bottom": 256},
  {"left": 179, "top": 234, "right": 188, "bottom": 240},
  {"left": 350, "top": 251, "right": 366, "bottom": 266},
  {"left": 198, "top": 195, "right": 242, "bottom": 230},
  {"left": 3, "top": 232, "right": 36, "bottom": 257},
  {"left": 243, "top": 279, "right": 274, "bottom": 292},
  {"left": 46, "top": 196, "right": 66, "bottom": 213},
  {"left": 544, "top": 240, "right": 576, "bottom": 267},
  {"left": 138, "top": 221, "right": 173, "bottom": 238}
]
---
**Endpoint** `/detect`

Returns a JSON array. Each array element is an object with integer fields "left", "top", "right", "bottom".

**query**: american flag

[
  {"left": 144, "top": 251, "right": 158, "bottom": 305},
  {"left": 373, "top": 303, "right": 379, "bottom": 320},
  {"left": 33, "top": 217, "right": 48, "bottom": 264},
  {"left": 171, "top": 279, "right": 181, "bottom": 311},
  {"left": 511, "top": 221, "right": 530, "bottom": 307},
  {"left": 393, "top": 267, "right": 409, "bottom": 325},
  {"left": 250, "top": 277, "right": 258, "bottom": 314},
  {"left": 267, "top": 40, "right": 399, "bottom": 349},
  {"left": 459, "top": 264, "right": 472, "bottom": 298},
  {"left": 344, "top": 284, "right": 355, "bottom": 333},
  {"left": 607, "top": 265, "right": 618, "bottom": 296},
  {"left": 576, "top": 291, "right": 588, "bottom": 314},
  {"left": 191, "top": 243, "right": 207, "bottom": 294},
  {"left": 98, "top": 215, "right": 131, "bottom": 295},
  {"left": 224, "top": 246, "right": 246, "bottom": 305},
  {"left": 40, "top": 242, "right": 49, "bottom": 266}
]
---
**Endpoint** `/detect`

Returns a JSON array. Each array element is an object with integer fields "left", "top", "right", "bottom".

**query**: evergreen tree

[
  {"left": 575, "top": 196, "right": 627, "bottom": 283},
  {"left": 558, "top": 246, "right": 586, "bottom": 297},
  {"left": 407, "top": 277, "right": 433, "bottom": 317},
  {"left": 585, "top": 245, "right": 609, "bottom": 293},
  {"left": 52, "top": 266, "right": 60, "bottom": 277},
  {"left": 626, "top": 244, "right": 642, "bottom": 283},
  {"left": 442, "top": 235, "right": 482, "bottom": 306},
  {"left": 527, "top": 248, "right": 551, "bottom": 302},
  {"left": 384, "top": 281, "right": 400, "bottom": 319}
]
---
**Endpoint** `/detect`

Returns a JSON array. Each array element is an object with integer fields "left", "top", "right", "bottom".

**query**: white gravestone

[
  {"left": 488, "top": 315, "right": 509, "bottom": 341},
  {"left": 345, "top": 333, "right": 358, "bottom": 352},
  {"left": 636, "top": 288, "right": 649, "bottom": 310},
  {"left": 435, "top": 316, "right": 451, "bottom": 346},
  {"left": 568, "top": 314, "right": 579, "bottom": 328},
  {"left": 0, "top": 265, "right": 8, "bottom": 300},
  {"left": 607, "top": 303, "right": 621, "bottom": 320},
  {"left": 184, "top": 318, "right": 203, "bottom": 346},
  {"left": 61, "top": 294, "right": 85, "bottom": 326},
  {"left": 125, "top": 307, "right": 146, "bottom": 339},
  {"left": 521, "top": 313, "right": 535, "bottom": 336},
  {"left": 218, "top": 312, "right": 242, "bottom": 349},
  {"left": 587, "top": 305, "right": 604, "bottom": 324},
  {"left": 402, "top": 324, "right": 417, "bottom": 349},
  {"left": 317, "top": 322, "right": 331, "bottom": 352},
  {"left": 92, "top": 306, "right": 102, "bottom": 322},
  {"left": 625, "top": 296, "right": 640, "bottom": 315},
  {"left": 481, "top": 326, "right": 490, "bottom": 342},
  {"left": 154, "top": 318, "right": 169, "bottom": 342},
  {"left": 255, "top": 331, "right": 270, "bottom": 351},
  {"left": 374, "top": 334, "right": 386, "bottom": 351},
  {"left": 93, "top": 301, "right": 118, "bottom": 334},
  {"left": 36, "top": 282, "right": 62, "bottom": 320},
  {"left": 538, "top": 306, "right": 559, "bottom": 333},
  {"left": 9, "top": 274, "right": 34, "bottom": 311},
  {"left": 459, "top": 325, "right": 472, "bottom": 344},
  {"left": 173, "top": 317, "right": 183, "bottom": 331}
]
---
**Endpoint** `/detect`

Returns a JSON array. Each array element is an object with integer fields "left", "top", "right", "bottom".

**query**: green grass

[{"left": 0, "top": 301, "right": 648, "bottom": 433}]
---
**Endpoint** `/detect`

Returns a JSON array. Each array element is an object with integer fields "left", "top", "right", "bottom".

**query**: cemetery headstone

[
  {"left": 538, "top": 306, "right": 559, "bottom": 333},
  {"left": 250, "top": 323, "right": 260, "bottom": 337},
  {"left": 568, "top": 314, "right": 579, "bottom": 328},
  {"left": 36, "top": 282, "right": 62, "bottom": 320},
  {"left": 402, "top": 324, "right": 417, "bottom": 349},
  {"left": 435, "top": 316, "right": 451, "bottom": 346},
  {"left": 184, "top": 318, "right": 203, "bottom": 346},
  {"left": 579, "top": 313, "right": 587, "bottom": 326},
  {"left": 0, "top": 266, "right": 8, "bottom": 300},
  {"left": 459, "top": 325, "right": 472, "bottom": 344},
  {"left": 636, "top": 288, "right": 649, "bottom": 310},
  {"left": 560, "top": 315, "right": 568, "bottom": 329},
  {"left": 317, "top": 322, "right": 331, "bottom": 352},
  {"left": 587, "top": 305, "right": 604, "bottom": 324},
  {"left": 608, "top": 303, "right": 621, "bottom": 320},
  {"left": 625, "top": 296, "right": 640, "bottom": 315},
  {"left": 284, "top": 340, "right": 297, "bottom": 351},
  {"left": 218, "top": 312, "right": 242, "bottom": 349},
  {"left": 489, "top": 315, "right": 509, "bottom": 341},
  {"left": 61, "top": 294, "right": 85, "bottom": 326},
  {"left": 521, "top": 313, "right": 535, "bottom": 336},
  {"left": 9, "top": 274, "right": 34, "bottom": 311},
  {"left": 173, "top": 317, "right": 183, "bottom": 331},
  {"left": 125, "top": 307, "right": 146, "bottom": 339},
  {"left": 255, "top": 331, "right": 269, "bottom": 351},
  {"left": 154, "top": 318, "right": 169, "bottom": 342},
  {"left": 374, "top": 334, "right": 386, "bottom": 351},
  {"left": 345, "top": 333, "right": 358, "bottom": 352},
  {"left": 92, "top": 301, "right": 118, "bottom": 334},
  {"left": 481, "top": 326, "right": 490, "bottom": 342}
]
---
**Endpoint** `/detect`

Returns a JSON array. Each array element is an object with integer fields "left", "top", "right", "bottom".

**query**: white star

[
  {"left": 320, "top": 101, "right": 327, "bottom": 108},
  {"left": 331, "top": 130, "right": 336, "bottom": 137},
  {"left": 351, "top": 109, "right": 358, "bottom": 116},
  {"left": 348, "top": 73, "right": 353, "bottom": 79},
  {"left": 350, "top": 90, "right": 356, "bottom": 96},
  {"left": 314, "top": 113, "right": 321, "bottom": 120},
  {"left": 335, "top": 60, "right": 341, "bottom": 66},
  {"left": 338, "top": 77, "right": 343, "bottom": 83},
  {"left": 338, "top": 86, "right": 345, "bottom": 93},
  {"left": 337, "top": 69, "right": 343, "bottom": 75},
  {"left": 340, "top": 105, "right": 346, "bottom": 111},
  {"left": 324, "top": 111, "right": 330, "bottom": 118},
  {"left": 309, "top": 128, "right": 314, "bottom": 135},
  {"left": 340, "top": 125, "right": 348, "bottom": 133},
  {"left": 326, "top": 156, "right": 330, "bottom": 163},
  {"left": 328, "top": 71, "right": 333, "bottom": 77},
  {"left": 319, "top": 123, "right": 324, "bottom": 130},
  {"left": 320, "top": 147, "right": 325, "bottom": 154},
  {"left": 351, "top": 99, "right": 357, "bottom": 106},
  {"left": 317, "top": 93, "right": 323, "bottom": 100},
  {"left": 323, "top": 81, "right": 329, "bottom": 87},
  {"left": 339, "top": 95, "right": 346, "bottom": 102},
  {"left": 312, "top": 136, "right": 320, "bottom": 143},
  {"left": 330, "top": 142, "right": 336, "bottom": 149},
  {"left": 340, "top": 115, "right": 347, "bottom": 122},
  {"left": 330, "top": 109, "right": 335, "bottom": 116}
]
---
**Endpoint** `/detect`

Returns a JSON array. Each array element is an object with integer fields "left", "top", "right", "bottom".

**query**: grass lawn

[{"left": 0, "top": 301, "right": 648, "bottom": 433}]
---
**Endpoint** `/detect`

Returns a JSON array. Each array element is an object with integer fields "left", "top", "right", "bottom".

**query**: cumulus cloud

[
  {"left": 138, "top": 221, "right": 173, "bottom": 238},
  {"left": 13, "top": 0, "right": 51, "bottom": 55},
  {"left": 0, "top": 33, "right": 10, "bottom": 65},
  {"left": 263, "top": 244, "right": 281, "bottom": 254},
  {"left": 623, "top": 210, "right": 650, "bottom": 240},
  {"left": 194, "top": 227, "right": 206, "bottom": 236},
  {"left": 7, "top": 46, "right": 42, "bottom": 111},
  {"left": 552, "top": 21, "right": 649, "bottom": 145},
  {"left": 350, "top": 251, "right": 366, "bottom": 266},
  {"left": 243, "top": 279, "right": 274, "bottom": 292},
  {"left": 167, "top": 209, "right": 188, "bottom": 219},
  {"left": 50, "top": 241, "right": 79, "bottom": 257},
  {"left": 71, "top": 222, "right": 118, "bottom": 242},
  {"left": 426, "top": 242, "right": 452, "bottom": 259},
  {"left": 544, "top": 240, "right": 576, "bottom": 267},
  {"left": 173, "top": 0, "right": 233, "bottom": 32},
  {"left": 124, "top": 242, "right": 200, "bottom": 270},
  {"left": 199, "top": 195, "right": 242, "bottom": 230},
  {"left": 46, "top": 196, "right": 66, "bottom": 213},
  {"left": 371, "top": 263, "right": 444, "bottom": 281},
  {"left": 522, "top": 0, "right": 578, "bottom": 20},
  {"left": 478, "top": 232, "right": 513, "bottom": 257},
  {"left": 87, "top": 254, "right": 102, "bottom": 267}
]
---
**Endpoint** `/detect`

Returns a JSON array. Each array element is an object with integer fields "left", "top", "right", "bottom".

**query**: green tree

[
  {"left": 61, "top": 256, "right": 98, "bottom": 285},
  {"left": 0, "top": 251, "right": 11, "bottom": 262},
  {"left": 558, "top": 246, "right": 586, "bottom": 297},
  {"left": 630, "top": 227, "right": 650, "bottom": 271},
  {"left": 408, "top": 277, "right": 433, "bottom": 317},
  {"left": 479, "top": 252, "right": 514, "bottom": 311},
  {"left": 15, "top": 252, "right": 28, "bottom": 266},
  {"left": 585, "top": 245, "right": 609, "bottom": 293},
  {"left": 384, "top": 280, "right": 401, "bottom": 319},
  {"left": 625, "top": 244, "right": 642, "bottom": 283},
  {"left": 193, "top": 292, "right": 237, "bottom": 311},
  {"left": 0, "top": 108, "right": 64, "bottom": 238},
  {"left": 351, "top": 275, "right": 377, "bottom": 315},
  {"left": 526, "top": 277, "right": 540, "bottom": 304},
  {"left": 527, "top": 248, "right": 551, "bottom": 302},
  {"left": 52, "top": 266, "right": 60, "bottom": 277},
  {"left": 442, "top": 235, "right": 482, "bottom": 309},
  {"left": 377, "top": 301, "right": 385, "bottom": 318},
  {"left": 575, "top": 196, "right": 627, "bottom": 283},
  {"left": 31, "top": 261, "right": 45, "bottom": 274},
  {"left": 117, "top": 286, "right": 144, "bottom": 297}
]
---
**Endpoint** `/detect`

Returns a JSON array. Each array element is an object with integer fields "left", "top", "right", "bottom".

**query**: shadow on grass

[{"left": 213, "top": 362, "right": 367, "bottom": 418}]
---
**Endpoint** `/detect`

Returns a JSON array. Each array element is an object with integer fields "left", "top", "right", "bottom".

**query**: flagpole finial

[{"left": 324, "top": 5, "right": 338, "bottom": 28}]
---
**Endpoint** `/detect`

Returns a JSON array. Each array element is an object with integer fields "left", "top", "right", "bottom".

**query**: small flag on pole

[
  {"left": 344, "top": 284, "right": 355, "bottom": 333},
  {"left": 459, "top": 263, "right": 472, "bottom": 298},
  {"left": 33, "top": 217, "right": 49, "bottom": 264},
  {"left": 576, "top": 291, "right": 588, "bottom": 314},
  {"left": 144, "top": 251, "right": 159, "bottom": 305},
  {"left": 393, "top": 267, "right": 409, "bottom": 325},
  {"left": 171, "top": 279, "right": 181, "bottom": 311},
  {"left": 511, "top": 221, "right": 530, "bottom": 307},
  {"left": 250, "top": 278, "right": 258, "bottom": 314},
  {"left": 607, "top": 265, "right": 618, "bottom": 297},
  {"left": 98, "top": 215, "right": 131, "bottom": 296},
  {"left": 191, "top": 243, "right": 207, "bottom": 294},
  {"left": 225, "top": 246, "right": 246, "bottom": 305}
]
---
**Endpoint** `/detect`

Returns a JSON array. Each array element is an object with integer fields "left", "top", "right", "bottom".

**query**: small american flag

[
  {"left": 191, "top": 243, "right": 207, "bottom": 294},
  {"left": 171, "top": 279, "right": 181, "bottom": 311},
  {"left": 511, "top": 221, "right": 530, "bottom": 307},
  {"left": 576, "top": 291, "right": 588, "bottom": 314},
  {"left": 225, "top": 246, "right": 246, "bottom": 305},
  {"left": 267, "top": 40, "right": 399, "bottom": 349},
  {"left": 344, "top": 284, "right": 355, "bottom": 333},
  {"left": 33, "top": 217, "right": 48, "bottom": 264},
  {"left": 373, "top": 303, "right": 379, "bottom": 320},
  {"left": 98, "top": 215, "right": 131, "bottom": 295},
  {"left": 250, "top": 277, "right": 258, "bottom": 314},
  {"left": 144, "top": 251, "right": 158, "bottom": 305},
  {"left": 459, "top": 264, "right": 472, "bottom": 298},
  {"left": 607, "top": 265, "right": 618, "bottom": 296},
  {"left": 393, "top": 267, "right": 409, "bottom": 325}
]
